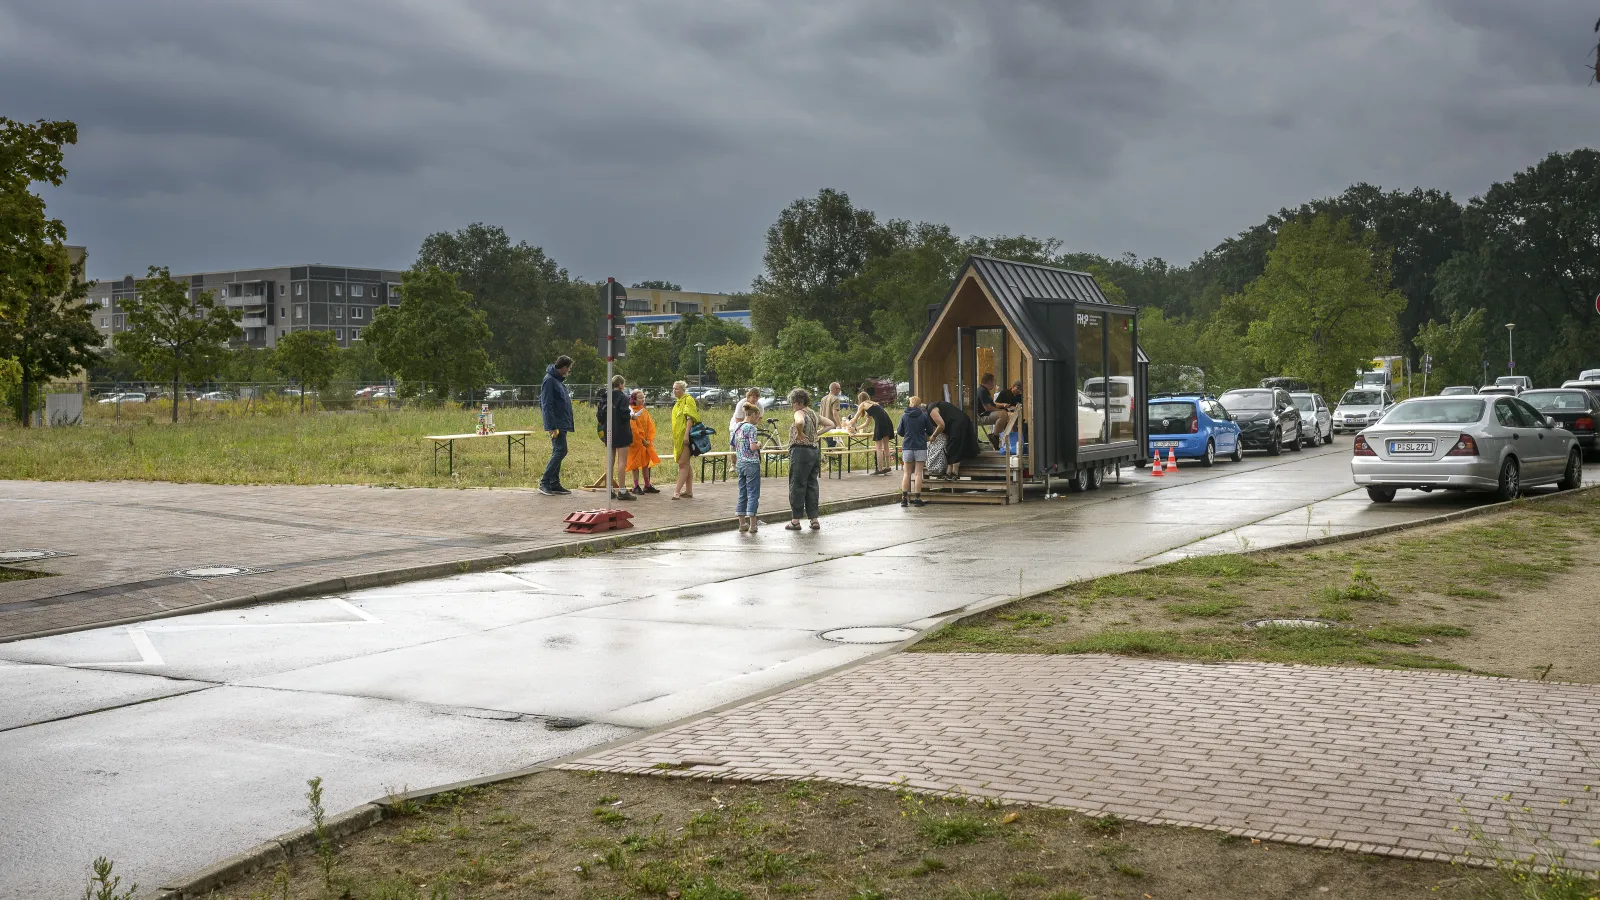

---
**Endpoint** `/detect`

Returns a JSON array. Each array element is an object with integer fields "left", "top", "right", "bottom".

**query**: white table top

[{"left": 422, "top": 431, "right": 535, "bottom": 441}]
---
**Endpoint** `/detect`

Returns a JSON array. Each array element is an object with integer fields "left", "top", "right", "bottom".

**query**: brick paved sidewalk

[
  {"left": 563, "top": 653, "right": 1600, "bottom": 868},
  {"left": 0, "top": 473, "right": 896, "bottom": 641}
]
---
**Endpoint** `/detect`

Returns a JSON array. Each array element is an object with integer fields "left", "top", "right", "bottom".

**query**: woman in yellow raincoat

[
  {"left": 626, "top": 389, "right": 661, "bottom": 494},
  {"left": 670, "top": 380, "right": 699, "bottom": 499}
]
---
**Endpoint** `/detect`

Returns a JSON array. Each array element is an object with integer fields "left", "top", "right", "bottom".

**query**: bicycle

[{"left": 755, "top": 416, "right": 786, "bottom": 450}]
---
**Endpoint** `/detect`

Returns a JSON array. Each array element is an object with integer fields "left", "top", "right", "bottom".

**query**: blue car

[{"left": 1146, "top": 393, "right": 1242, "bottom": 467}]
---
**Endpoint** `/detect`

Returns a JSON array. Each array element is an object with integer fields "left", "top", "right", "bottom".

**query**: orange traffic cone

[
  {"left": 1165, "top": 448, "right": 1178, "bottom": 473},
  {"left": 1149, "top": 453, "right": 1164, "bottom": 476}
]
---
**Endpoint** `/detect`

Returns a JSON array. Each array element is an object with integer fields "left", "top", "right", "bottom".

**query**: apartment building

[
  {"left": 620, "top": 288, "right": 750, "bottom": 336},
  {"left": 84, "top": 264, "right": 406, "bottom": 349}
]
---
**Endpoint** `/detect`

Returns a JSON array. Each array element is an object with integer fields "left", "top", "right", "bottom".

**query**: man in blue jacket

[{"left": 539, "top": 355, "right": 574, "bottom": 495}]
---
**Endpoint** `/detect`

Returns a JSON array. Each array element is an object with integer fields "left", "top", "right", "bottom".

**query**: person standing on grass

[
  {"left": 785, "top": 388, "right": 830, "bottom": 531},
  {"left": 819, "top": 383, "right": 842, "bottom": 448},
  {"left": 733, "top": 402, "right": 763, "bottom": 533},
  {"left": 670, "top": 380, "right": 699, "bottom": 500},
  {"left": 598, "top": 374, "right": 634, "bottom": 501},
  {"left": 538, "top": 355, "right": 574, "bottom": 496},
  {"left": 627, "top": 389, "right": 661, "bottom": 494},
  {"left": 897, "top": 396, "right": 934, "bottom": 507}
]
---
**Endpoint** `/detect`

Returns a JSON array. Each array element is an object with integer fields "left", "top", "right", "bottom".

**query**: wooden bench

[
  {"left": 761, "top": 447, "right": 790, "bottom": 477},
  {"left": 423, "top": 430, "right": 532, "bottom": 476},
  {"left": 697, "top": 450, "right": 734, "bottom": 483}
]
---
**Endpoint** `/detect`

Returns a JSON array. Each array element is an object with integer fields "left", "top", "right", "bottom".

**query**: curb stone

[
  {"left": 143, "top": 482, "right": 1597, "bottom": 896},
  {"left": 4, "top": 490, "right": 899, "bottom": 644}
]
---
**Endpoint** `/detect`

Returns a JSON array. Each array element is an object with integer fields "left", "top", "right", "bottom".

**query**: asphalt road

[{"left": 2, "top": 443, "right": 1587, "bottom": 898}]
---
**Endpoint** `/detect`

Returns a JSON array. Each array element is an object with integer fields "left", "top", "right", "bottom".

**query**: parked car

[
  {"left": 1352, "top": 395, "right": 1583, "bottom": 502},
  {"left": 1146, "top": 394, "right": 1242, "bottom": 466},
  {"left": 1260, "top": 376, "right": 1310, "bottom": 392},
  {"left": 1560, "top": 379, "right": 1600, "bottom": 395},
  {"left": 1076, "top": 391, "right": 1107, "bottom": 444},
  {"left": 1493, "top": 375, "right": 1532, "bottom": 394},
  {"left": 196, "top": 391, "right": 235, "bottom": 402},
  {"left": 1332, "top": 389, "right": 1396, "bottom": 434},
  {"left": 1520, "top": 389, "right": 1599, "bottom": 460},
  {"left": 1478, "top": 385, "right": 1518, "bottom": 397},
  {"left": 1579, "top": 368, "right": 1600, "bottom": 381},
  {"left": 1218, "top": 387, "right": 1305, "bottom": 455},
  {"left": 698, "top": 388, "right": 727, "bottom": 405},
  {"left": 354, "top": 385, "right": 385, "bottom": 398},
  {"left": 1290, "top": 392, "right": 1334, "bottom": 444},
  {"left": 482, "top": 387, "right": 518, "bottom": 402},
  {"left": 1081, "top": 376, "right": 1135, "bottom": 427},
  {"left": 96, "top": 392, "right": 147, "bottom": 404},
  {"left": 1438, "top": 385, "right": 1478, "bottom": 396}
]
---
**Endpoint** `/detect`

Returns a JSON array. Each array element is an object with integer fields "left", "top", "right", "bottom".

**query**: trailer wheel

[
  {"left": 1066, "top": 468, "right": 1088, "bottom": 493},
  {"left": 1086, "top": 466, "right": 1103, "bottom": 490}
]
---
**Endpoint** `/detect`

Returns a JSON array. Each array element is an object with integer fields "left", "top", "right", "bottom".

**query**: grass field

[
  {"left": 919, "top": 490, "right": 1600, "bottom": 682},
  {"left": 210, "top": 770, "right": 1518, "bottom": 900},
  {"left": 0, "top": 400, "right": 898, "bottom": 490}
]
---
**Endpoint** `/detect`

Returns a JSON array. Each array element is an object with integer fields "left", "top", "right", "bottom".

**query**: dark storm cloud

[{"left": 2, "top": 0, "right": 1593, "bottom": 287}]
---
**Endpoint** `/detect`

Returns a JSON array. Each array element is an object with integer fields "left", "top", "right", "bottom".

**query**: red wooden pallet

[{"left": 563, "top": 508, "right": 635, "bottom": 534}]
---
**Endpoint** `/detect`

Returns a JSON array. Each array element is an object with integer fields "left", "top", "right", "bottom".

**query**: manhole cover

[
  {"left": 0, "top": 549, "right": 69, "bottom": 563},
  {"left": 1244, "top": 618, "right": 1337, "bottom": 629},
  {"left": 819, "top": 626, "right": 919, "bottom": 644},
  {"left": 173, "top": 565, "right": 259, "bottom": 579}
]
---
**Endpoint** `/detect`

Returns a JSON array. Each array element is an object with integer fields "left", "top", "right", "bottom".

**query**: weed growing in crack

[
  {"left": 80, "top": 857, "right": 137, "bottom": 900},
  {"left": 305, "top": 776, "right": 338, "bottom": 898}
]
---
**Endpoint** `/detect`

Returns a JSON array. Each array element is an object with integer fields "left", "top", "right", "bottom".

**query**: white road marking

[
  {"left": 327, "top": 597, "right": 381, "bottom": 622},
  {"left": 127, "top": 627, "right": 164, "bottom": 665}
]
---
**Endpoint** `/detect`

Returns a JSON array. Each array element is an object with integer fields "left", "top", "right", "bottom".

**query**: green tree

[
  {"left": 1228, "top": 215, "right": 1405, "bottom": 396},
  {"left": 565, "top": 338, "right": 604, "bottom": 385},
  {"left": 415, "top": 223, "right": 594, "bottom": 384},
  {"left": 666, "top": 313, "right": 750, "bottom": 376},
  {"left": 219, "top": 346, "right": 275, "bottom": 384},
  {"left": 0, "top": 243, "right": 100, "bottom": 425},
  {"left": 1434, "top": 149, "right": 1600, "bottom": 386},
  {"left": 752, "top": 189, "right": 901, "bottom": 338},
  {"left": 1412, "top": 308, "right": 1486, "bottom": 390},
  {"left": 705, "top": 341, "right": 754, "bottom": 387},
  {"left": 630, "top": 280, "right": 681, "bottom": 291},
  {"left": 753, "top": 318, "right": 837, "bottom": 392},
  {"left": 365, "top": 266, "right": 491, "bottom": 402},
  {"left": 114, "top": 266, "right": 242, "bottom": 422},
  {"left": 336, "top": 337, "right": 388, "bottom": 383},
  {"left": 273, "top": 330, "right": 340, "bottom": 412},
  {"left": 0, "top": 118, "right": 77, "bottom": 326},
  {"left": 620, "top": 333, "right": 677, "bottom": 387},
  {"left": 851, "top": 223, "right": 966, "bottom": 379}
]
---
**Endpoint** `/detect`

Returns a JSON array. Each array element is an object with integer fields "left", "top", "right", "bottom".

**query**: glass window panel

[
  {"left": 1077, "top": 310, "right": 1107, "bottom": 446},
  {"left": 1108, "top": 311, "right": 1136, "bottom": 440}
]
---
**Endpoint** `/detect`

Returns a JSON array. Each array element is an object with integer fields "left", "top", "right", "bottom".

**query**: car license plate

[
  {"left": 1152, "top": 440, "right": 1180, "bottom": 448},
  {"left": 1388, "top": 440, "right": 1433, "bottom": 454}
]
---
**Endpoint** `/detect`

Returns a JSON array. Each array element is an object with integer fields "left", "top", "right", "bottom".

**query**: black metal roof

[{"left": 910, "top": 255, "right": 1136, "bottom": 371}]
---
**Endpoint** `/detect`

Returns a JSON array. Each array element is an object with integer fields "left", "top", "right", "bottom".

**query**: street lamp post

[
  {"left": 1505, "top": 323, "right": 1515, "bottom": 376},
  {"left": 694, "top": 342, "right": 706, "bottom": 383}
]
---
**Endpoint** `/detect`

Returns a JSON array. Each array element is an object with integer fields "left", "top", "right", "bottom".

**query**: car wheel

[
  {"left": 1558, "top": 450, "right": 1583, "bottom": 491},
  {"left": 1230, "top": 442, "right": 1243, "bottom": 462},
  {"left": 1324, "top": 428, "right": 1335, "bottom": 445},
  {"left": 1493, "top": 457, "right": 1520, "bottom": 502},
  {"left": 1366, "top": 486, "right": 1396, "bottom": 503},
  {"left": 1291, "top": 425, "right": 1305, "bottom": 451},
  {"left": 1200, "top": 440, "right": 1215, "bottom": 468},
  {"left": 1267, "top": 430, "right": 1282, "bottom": 456}
]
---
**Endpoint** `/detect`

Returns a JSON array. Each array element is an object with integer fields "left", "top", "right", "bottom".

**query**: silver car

[
  {"left": 1351, "top": 395, "right": 1584, "bottom": 503},
  {"left": 1332, "top": 388, "right": 1394, "bottom": 434},
  {"left": 1291, "top": 392, "right": 1333, "bottom": 444}
]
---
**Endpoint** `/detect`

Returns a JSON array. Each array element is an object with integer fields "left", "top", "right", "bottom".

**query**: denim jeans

[
  {"left": 736, "top": 461, "right": 761, "bottom": 516},
  {"left": 788, "top": 445, "right": 820, "bottom": 520},
  {"left": 541, "top": 430, "right": 568, "bottom": 489}
]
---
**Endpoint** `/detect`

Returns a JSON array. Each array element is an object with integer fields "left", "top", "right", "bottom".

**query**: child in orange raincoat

[{"left": 626, "top": 389, "right": 661, "bottom": 494}]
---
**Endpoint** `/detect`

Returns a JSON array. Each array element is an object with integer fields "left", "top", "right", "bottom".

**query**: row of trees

[{"left": 5, "top": 113, "right": 1597, "bottom": 423}]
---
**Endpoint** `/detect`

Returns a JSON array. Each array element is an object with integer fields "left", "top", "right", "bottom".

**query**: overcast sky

[{"left": 4, "top": 0, "right": 1595, "bottom": 289}]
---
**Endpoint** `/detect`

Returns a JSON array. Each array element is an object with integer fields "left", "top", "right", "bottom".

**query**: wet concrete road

[{"left": 2, "top": 444, "right": 1587, "bottom": 897}]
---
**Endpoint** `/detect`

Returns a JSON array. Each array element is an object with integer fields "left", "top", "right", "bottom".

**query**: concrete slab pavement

[{"left": 3, "top": 443, "right": 1591, "bottom": 897}]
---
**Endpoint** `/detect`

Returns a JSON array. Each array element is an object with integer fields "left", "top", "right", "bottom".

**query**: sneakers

[
  {"left": 911, "top": 497, "right": 926, "bottom": 508},
  {"left": 900, "top": 494, "right": 909, "bottom": 508},
  {"left": 538, "top": 485, "right": 554, "bottom": 496}
]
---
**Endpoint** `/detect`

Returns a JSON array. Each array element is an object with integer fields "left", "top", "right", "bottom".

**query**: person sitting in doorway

[
  {"left": 975, "top": 373, "right": 1012, "bottom": 450},
  {"left": 994, "top": 379, "right": 1024, "bottom": 447}
]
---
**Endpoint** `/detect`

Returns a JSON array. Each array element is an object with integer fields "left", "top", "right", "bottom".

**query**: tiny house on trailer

[{"left": 909, "top": 256, "right": 1148, "bottom": 503}]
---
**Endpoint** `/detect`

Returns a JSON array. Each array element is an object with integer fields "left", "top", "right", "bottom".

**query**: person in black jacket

[
  {"left": 538, "top": 355, "right": 574, "bottom": 495},
  {"left": 597, "top": 374, "right": 635, "bottom": 501}
]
